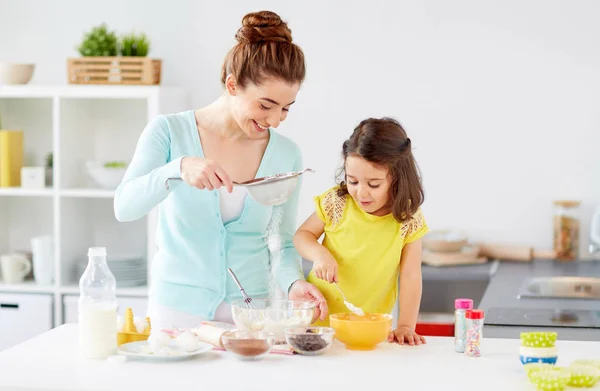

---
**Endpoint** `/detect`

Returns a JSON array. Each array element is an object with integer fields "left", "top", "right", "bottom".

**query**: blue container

[
  {"left": 519, "top": 355, "right": 558, "bottom": 365},
  {"left": 519, "top": 346, "right": 558, "bottom": 365}
]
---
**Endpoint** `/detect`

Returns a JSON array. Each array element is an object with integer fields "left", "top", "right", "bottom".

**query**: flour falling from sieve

[{"left": 266, "top": 207, "right": 285, "bottom": 300}]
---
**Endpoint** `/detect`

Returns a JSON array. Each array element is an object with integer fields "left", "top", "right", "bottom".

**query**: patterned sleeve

[
  {"left": 403, "top": 208, "right": 429, "bottom": 245},
  {"left": 313, "top": 187, "right": 347, "bottom": 230}
]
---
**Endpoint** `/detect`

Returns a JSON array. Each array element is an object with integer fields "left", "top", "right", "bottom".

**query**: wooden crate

[{"left": 67, "top": 57, "right": 161, "bottom": 85}]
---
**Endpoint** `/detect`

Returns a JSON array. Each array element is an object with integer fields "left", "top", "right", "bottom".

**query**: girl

[{"left": 293, "top": 117, "right": 429, "bottom": 346}]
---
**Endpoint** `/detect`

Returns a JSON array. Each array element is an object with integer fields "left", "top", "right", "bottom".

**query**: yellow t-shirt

[{"left": 307, "top": 186, "right": 429, "bottom": 326}]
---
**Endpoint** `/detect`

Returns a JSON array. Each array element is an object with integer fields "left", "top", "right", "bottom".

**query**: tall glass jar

[
  {"left": 553, "top": 200, "right": 581, "bottom": 261},
  {"left": 454, "top": 298, "right": 473, "bottom": 353}
]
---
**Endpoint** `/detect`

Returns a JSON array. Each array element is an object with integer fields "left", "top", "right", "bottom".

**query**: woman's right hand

[
  {"left": 180, "top": 157, "right": 233, "bottom": 192},
  {"left": 313, "top": 254, "right": 339, "bottom": 283}
]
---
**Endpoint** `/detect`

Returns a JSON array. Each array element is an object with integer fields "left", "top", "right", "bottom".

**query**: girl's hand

[
  {"left": 313, "top": 254, "right": 339, "bottom": 283},
  {"left": 180, "top": 157, "right": 233, "bottom": 192},
  {"left": 388, "top": 325, "right": 426, "bottom": 346}
]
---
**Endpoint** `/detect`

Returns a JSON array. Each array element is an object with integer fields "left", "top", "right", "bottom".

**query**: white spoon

[{"left": 334, "top": 282, "right": 365, "bottom": 316}]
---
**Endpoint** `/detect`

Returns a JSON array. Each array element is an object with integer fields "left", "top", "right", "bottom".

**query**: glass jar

[
  {"left": 465, "top": 309, "right": 484, "bottom": 357},
  {"left": 553, "top": 201, "right": 581, "bottom": 261},
  {"left": 454, "top": 298, "right": 473, "bottom": 353}
]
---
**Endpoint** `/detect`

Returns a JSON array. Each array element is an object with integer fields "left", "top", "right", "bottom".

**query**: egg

[
  {"left": 175, "top": 330, "right": 198, "bottom": 352},
  {"left": 133, "top": 316, "right": 147, "bottom": 333},
  {"left": 148, "top": 331, "right": 171, "bottom": 354}
]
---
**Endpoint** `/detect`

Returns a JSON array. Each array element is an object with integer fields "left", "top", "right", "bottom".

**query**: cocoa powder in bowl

[
  {"left": 221, "top": 331, "right": 274, "bottom": 359},
  {"left": 227, "top": 339, "right": 270, "bottom": 356}
]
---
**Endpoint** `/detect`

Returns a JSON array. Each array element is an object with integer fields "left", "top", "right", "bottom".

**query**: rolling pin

[
  {"left": 194, "top": 323, "right": 231, "bottom": 349},
  {"left": 478, "top": 243, "right": 556, "bottom": 262}
]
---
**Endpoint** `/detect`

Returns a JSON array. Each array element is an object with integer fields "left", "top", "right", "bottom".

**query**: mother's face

[{"left": 226, "top": 75, "right": 300, "bottom": 140}]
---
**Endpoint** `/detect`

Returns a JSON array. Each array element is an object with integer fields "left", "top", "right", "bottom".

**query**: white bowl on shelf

[
  {"left": 0, "top": 63, "right": 35, "bottom": 85},
  {"left": 85, "top": 161, "right": 127, "bottom": 189}
]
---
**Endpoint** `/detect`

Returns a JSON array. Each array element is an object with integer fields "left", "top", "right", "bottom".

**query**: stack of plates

[{"left": 75, "top": 255, "right": 147, "bottom": 288}]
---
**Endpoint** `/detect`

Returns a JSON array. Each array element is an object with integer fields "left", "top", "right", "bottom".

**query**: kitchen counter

[
  {"left": 479, "top": 259, "right": 600, "bottom": 341},
  {"left": 419, "top": 261, "right": 499, "bottom": 313},
  {"left": 0, "top": 325, "right": 599, "bottom": 391},
  {"left": 422, "top": 260, "right": 499, "bottom": 281}
]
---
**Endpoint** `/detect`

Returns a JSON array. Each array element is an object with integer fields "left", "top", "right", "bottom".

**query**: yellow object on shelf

[
  {"left": 0, "top": 130, "right": 24, "bottom": 187},
  {"left": 117, "top": 307, "right": 151, "bottom": 346}
]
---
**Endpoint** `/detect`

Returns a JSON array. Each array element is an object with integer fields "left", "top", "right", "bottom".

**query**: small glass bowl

[
  {"left": 221, "top": 330, "right": 275, "bottom": 361},
  {"left": 284, "top": 327, "right": 335, "bottom": 356}
]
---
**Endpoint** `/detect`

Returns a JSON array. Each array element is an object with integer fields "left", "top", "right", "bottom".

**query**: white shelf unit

[{"left": 0, "top": 85, "right": 189, "bottom": 330}]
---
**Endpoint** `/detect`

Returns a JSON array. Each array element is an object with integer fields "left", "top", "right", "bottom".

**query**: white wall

[{"left": 1, "top": 0, "right": 599, "bottom": 256}]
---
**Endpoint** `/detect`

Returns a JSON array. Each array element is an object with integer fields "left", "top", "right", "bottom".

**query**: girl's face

[
  {"left": 345, "top": 155, "right": 392, "bottom": 216},
  {"left": 227, "top": 75, "right": 299, "bottom": 139}
]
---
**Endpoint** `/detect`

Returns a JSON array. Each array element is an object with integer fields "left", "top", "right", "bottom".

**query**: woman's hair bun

[{"left": 235, "top": 10, "right": 293, "bottom": 44}]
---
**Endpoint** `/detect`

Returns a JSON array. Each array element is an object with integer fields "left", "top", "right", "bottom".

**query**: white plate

[{"left": 117, "top": 340, "right": 214, "bottom": 361}]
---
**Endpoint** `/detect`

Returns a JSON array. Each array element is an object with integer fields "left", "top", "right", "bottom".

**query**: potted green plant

[
  {"left": 76, "top": 23, "right": 118, "bottom": 57},
  {"left": 120, "top": 32, "right": 151, "bottom": 57},
  {"left": 67, "top": 24, "right": 161, "bottom": 85}
]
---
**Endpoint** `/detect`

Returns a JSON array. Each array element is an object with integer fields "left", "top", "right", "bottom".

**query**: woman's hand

[
  {"left": 180, "top": 157, "right": 233, "bottom": 192},
  {"left": 313, "top": 254, "right": 339, "bottom": 283},
  {"left": 288, "top": 280, "right": 329, "bottom": 322},
  {"left": 388, "top": 325, "right": 426, "bottom": 346}
]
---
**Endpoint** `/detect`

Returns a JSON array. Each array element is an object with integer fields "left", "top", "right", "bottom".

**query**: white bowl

[
  {"left": 0, "top": 63, "right": 35, "bottom": 85},
  {"left": 85, "top": 161, "right": 127, "bottom": 189}
]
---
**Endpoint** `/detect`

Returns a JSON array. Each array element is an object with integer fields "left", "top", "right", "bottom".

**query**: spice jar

[
  {"left": 553, "top": 200, "right": 581, "bottom": 261},
  {"left": 465, "top": 309, "right": 484, "bottom": 358},
  {"left": 454, "top": 298, "right": 473, "bottom": 353}
]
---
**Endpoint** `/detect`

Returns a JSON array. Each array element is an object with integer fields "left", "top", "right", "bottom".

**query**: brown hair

[
  {"left": 337, "top": 117, "right": 425, "bottom": 222},
  {"left": 221, "top": 11, "right": 306, "bottom": 89}
]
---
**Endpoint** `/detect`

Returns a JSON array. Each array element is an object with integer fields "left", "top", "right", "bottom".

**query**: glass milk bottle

[{"left": 78, "top": 247, "right": 118, "bottom": 359}]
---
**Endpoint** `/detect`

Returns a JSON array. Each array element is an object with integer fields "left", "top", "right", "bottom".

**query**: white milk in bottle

[{"left": 78, "top": 247, "right": 118, "bottom": 359}]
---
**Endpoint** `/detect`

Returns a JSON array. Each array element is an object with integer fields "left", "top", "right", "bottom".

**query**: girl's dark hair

[
  {"left": 221, "top": 10, "right": 306, "bottom": 88},
  {"left": 337, "top": 117, "right": 425, "bottom": 222}
]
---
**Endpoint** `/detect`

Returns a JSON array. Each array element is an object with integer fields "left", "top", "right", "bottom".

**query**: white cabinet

[
  {"left": 0, "top": 293, "right": 53, "bottom": 351},
  {"left": 0, "top": 85, "right": 188, "bottom": 327},
  {"left": 62, "top": 294, "right": 148, "bottom": 324}
]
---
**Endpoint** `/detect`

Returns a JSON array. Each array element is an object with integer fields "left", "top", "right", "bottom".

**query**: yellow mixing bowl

[{"left": 329, "top": 313, "right": 392, "bottom": 350}]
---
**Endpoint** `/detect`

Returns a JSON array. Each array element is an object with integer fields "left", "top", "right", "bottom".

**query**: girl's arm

[
  {"left": 293, "top": 214, "right": 339, "bottom": 283},
  {"left": 389, "top": 238, "right": 426, "bottom": 345},
  {"left": 277, "top": 155, "right": 328, "bottom": 321}
]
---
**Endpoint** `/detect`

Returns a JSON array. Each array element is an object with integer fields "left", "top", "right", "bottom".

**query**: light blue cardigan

[{"left": 114, "top": 110, "right": 305, "bottom": 319}]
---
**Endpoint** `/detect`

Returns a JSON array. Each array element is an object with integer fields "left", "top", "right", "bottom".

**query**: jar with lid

[
  {"left": 454, "top": 298, "right": 473, "bottom": 353},
  {"left": 465, "top": 309, "right": 484, "bottom": 358},
  {"left": 553, "top": 200, "right": 581, "bottom": 261}
]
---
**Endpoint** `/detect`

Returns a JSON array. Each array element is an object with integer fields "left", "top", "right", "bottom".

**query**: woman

[{"left": 114, "top": 10, "right": 327, "bottom": 330}]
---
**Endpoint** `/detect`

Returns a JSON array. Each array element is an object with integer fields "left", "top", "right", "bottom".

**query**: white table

[{"left": 0, "top": 324, "right": 598, "bottom": 391}]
